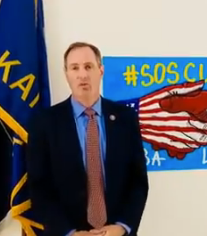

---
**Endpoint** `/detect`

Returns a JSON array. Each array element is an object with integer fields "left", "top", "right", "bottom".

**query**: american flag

[{"left": 118, "top": 81, "right": 207, "bottom": 159}]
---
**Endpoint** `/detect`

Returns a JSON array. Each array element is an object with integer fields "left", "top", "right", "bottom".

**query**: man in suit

[{"left": 26, "top": 42, "right": 149, "bottom": 236}]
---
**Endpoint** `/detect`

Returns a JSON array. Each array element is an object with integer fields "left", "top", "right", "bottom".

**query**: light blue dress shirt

[
  {"left": 71, "top": 96, "right": 106, "bottom": 181},
  {"left": 66, "top": 96, "right": 131, "bottom": 236}
]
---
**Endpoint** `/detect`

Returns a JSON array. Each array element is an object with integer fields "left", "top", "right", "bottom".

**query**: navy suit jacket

[{"left": 26, "top": 96, "right": 149, "bottom": 236}]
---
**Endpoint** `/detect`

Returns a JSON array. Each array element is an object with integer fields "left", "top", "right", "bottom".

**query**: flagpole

[{"left": 22, "top": 229, "right": 26, "bottom": 236}]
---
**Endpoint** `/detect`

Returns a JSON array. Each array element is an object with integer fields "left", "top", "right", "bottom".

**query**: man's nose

[{"left": 78, "top": 67, "right": 88, "bottom": 79}]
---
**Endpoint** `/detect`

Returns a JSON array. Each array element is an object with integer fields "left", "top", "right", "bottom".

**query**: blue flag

[{"left": 0, "top": 0, "right": 50, "bottom": 235}]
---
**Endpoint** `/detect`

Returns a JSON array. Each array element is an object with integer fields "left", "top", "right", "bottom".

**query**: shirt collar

[{"left": 71, "top": 96, "right": 102, "bottom": 118}]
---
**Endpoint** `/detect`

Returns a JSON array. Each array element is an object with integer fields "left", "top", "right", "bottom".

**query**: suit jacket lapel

[
  {"left": 102, "top": 98, "right": 119, "bottom": 190},
  {"left": 102, "top": 98, "right": 131, "bottom": 217},
  {"left": 57, "top": 97, "right": 86, "bottom": 182}
]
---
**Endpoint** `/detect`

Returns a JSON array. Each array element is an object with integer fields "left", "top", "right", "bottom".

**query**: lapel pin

[{"left": 110, "top": 114, "right": 116, "bottom": 121}]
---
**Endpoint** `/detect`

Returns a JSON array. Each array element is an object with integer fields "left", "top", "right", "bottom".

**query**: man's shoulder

[
  {"left": 46, "top": 97, "right": 70, "bottom": 114},
  {"left": 28, "top": 97, "right": 70, "bottom": 126}
]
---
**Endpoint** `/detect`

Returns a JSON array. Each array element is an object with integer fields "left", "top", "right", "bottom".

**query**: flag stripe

[
  {"left": 139, "top": 108, "right": 163, "bottom": 114},
  {"left": 141, "top": 124, "right": 197, "bottom": 132},
  {"left": 140, "top": 98, "right": 160, "bottom": 108},
  {"left": 140, "top": 116, "right": 192, "bottom": 121},
  {"left": 142, "top": 136, "right": 194, "bottom": 153},
  {"left": 140, "top": 119, "right": 194, "bottom": 127},
  {"left": 139, "top": 111, "right": 190, "bottom": 118},
  {"left": 140, "top": 102, "right": 160, "bottom": 110},
  {"left": 141, "top": 130, "right": 203, "bottom": 146},
  {"left": 142, "top": 133, "right": 197, "bottom": 149},
  {"left": 142, "top": 128, "right": 207, "bottom": 143},
  {"left": 139, "top": 81, "right": 204, "bottom": 106}
]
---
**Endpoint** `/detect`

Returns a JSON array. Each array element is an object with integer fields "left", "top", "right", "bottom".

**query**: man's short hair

[{"left": 64, "top": 42, "right": 102, "bottom": 67}]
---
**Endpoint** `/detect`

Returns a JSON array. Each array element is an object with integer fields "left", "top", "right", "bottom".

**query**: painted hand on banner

[{"left": 139, "top": 81, "right": 207, "bottom": 159}]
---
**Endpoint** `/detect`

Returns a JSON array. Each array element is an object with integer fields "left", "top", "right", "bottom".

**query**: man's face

[{"left": 64, "top": 46, "right": 103, "bottom": 99}]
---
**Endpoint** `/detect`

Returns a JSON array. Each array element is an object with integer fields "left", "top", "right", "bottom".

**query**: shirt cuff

[{"left": 116, "top": 222, "right": 131, "bottom": 235}]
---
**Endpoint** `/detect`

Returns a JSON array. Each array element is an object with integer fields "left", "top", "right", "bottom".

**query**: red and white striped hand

[{"left": 139, "top": 81, "right": 207, "bottom": 159}]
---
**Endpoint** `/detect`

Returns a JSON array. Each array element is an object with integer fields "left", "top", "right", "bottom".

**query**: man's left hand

[{"left": 90, "top": 225, "right": 126, "bottom": 236}]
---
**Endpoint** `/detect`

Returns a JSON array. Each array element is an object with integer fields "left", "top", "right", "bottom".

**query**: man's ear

[
  {"left": 100, "top": 64, "right": 104, "bottom": 76},
  {"left": 64, "top": 64, "right": 67, "bottom": 75}
]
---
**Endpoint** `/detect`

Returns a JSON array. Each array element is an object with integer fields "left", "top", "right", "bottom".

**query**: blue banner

[
  {"left": 0, "top": 0, "right": 50, "bottom": 235},
  {"left": 103, "top": 57, "right": 207, "bottom": 171}
]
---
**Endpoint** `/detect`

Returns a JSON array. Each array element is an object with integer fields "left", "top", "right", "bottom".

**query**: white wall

[{"left": 1, "top": 0, "right": 207, "bottom": 235}]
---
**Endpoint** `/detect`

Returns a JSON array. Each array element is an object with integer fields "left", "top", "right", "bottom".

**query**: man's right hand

[{"left": 72, "top": 230, "right": 106, "bottom": 236}]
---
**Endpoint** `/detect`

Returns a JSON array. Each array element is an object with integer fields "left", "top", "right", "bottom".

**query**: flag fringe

[{"left": 0, "top": 106, "right": 28, "bottom": 143}]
